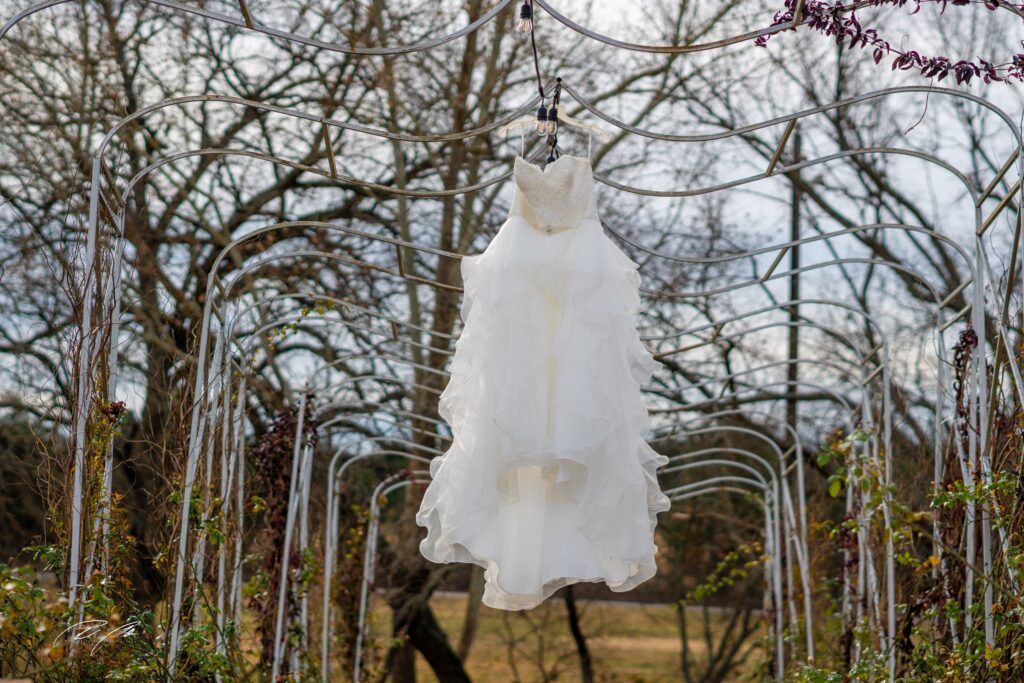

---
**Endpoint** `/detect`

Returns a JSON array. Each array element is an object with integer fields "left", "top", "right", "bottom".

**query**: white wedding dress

[{"left": 415, "top": 153, "right": 671, "bottom": 611}]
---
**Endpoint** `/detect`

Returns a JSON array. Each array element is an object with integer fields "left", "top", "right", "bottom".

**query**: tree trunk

[
  {"left": 564, "top": 586, "right": 593, "bottom": 683},
  {"left": 457, "top": 566, "right": 485, "bottom": 661}
]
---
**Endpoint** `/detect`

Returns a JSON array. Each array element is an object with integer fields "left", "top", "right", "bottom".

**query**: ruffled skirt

[{"left": 415, "top": 215, "right": 670, "bottom": 610}]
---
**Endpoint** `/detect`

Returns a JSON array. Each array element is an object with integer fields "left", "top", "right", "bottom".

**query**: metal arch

[
  {"left": 652, "top": 297, "right": 895, "bottom": 357},
  {"left": 656, "top": 317, "right": 884, "bottom": 374},
  {"left": 645, "top": 255, "right": 963, "bottom": 304},
  {"left": 91, "top": 217, "right": 460, "bottom": 623},
  {"left": 6, "top": 0, "right": 1023, "bottom": 58},
  {"left": 119, "top": 145, "right": 515, "bottom": 199},
  {"left": 661, "top": 458, "right": 784, "bottom": 680},
  {"left": 3, "top": 0, "right": 516, "bottom": 52},
  {"left": 83, "top": 95, "right": 988, "bottom": 208},
  {"left": 533, "top": 0, "right": 812, "bottom": 55},
  {"left": 320, "top": 446, "right": 436, "bottom": 682},
  {"left": 317, "top": 397, "right": 450, "bottom": 436},
  {"left": 171, "top": 208, "right": 491, "bottom": 663},
  {"left": 203, "top": 316, "right": 447, "bottom": 503},
  {"left": 634, "top": 225, "right": 977, "bottom": 448},
  {"left": 204, "top": 327, "right": 450, "bottom": 675},
  {"left": 321, "top": 413, "right": 449, "bottom": 458},
  {"left": 79, "top": 86, "right": 1011, "bottom": 233},
  {"left": 167, "top": 322, "right": 423, "bottom": 667},
  {"left": 562, "top": 82, "right": 1022, "bottom": 150},
  {"left": 671, "top": 485, "right": 769, "bottom": 501},
  {"left": 653, "top": 303, "right": 942, "bottom": 490},
  {"left": 664, "top": 377, "right": 859, "bottom": 420},
  {"left": 650, "top": 285, "right": 968, "bottom": 615},
  {"left": 644, "top": 298, "right": 903, "bottom": 463},
  {"left": 169, "top": 229, "right": 466, "bottom": 669},
  {"left": 655, "top": 317, "right": 888, "bottom": 382},
  {"left": 0, "top": 0, "right": 875, "bottom": 57},
  {"left": 317, "top": 401, "right": 451, "bottom": 443},
  {"left": 620, "top": 222, "right": 977, "bottom": 293},
  {"left": 151, "top": 220, "right": 975, "bottom": 379},
  {"left": 255, "top": 322, "right": 870, "bottom": 421},
  {"left": 664, "top": 376, "right": 898, "bottom": 658},
  {"left": 633, "top": 222, "right": 978, "bottom": 437},
  {"left": 666, "top": 480, "right": 781, "bottom": 650},
  {"left": 662, "top": 368, "right": 872, "bottom": 621},
  {"left": 0, "top": 0, "right": 771, "bottom": 55},
  {"left": 658, "top": 412, "right": 805, "bottom": 506},
  {"left": 201, "top": 361, "right": 425, "bottom": 677},
  {"left": 602, "top": 146, "right": 979, "bottom": 199},
  {"left": 645, "top": 251, "right": 968, "bottom": 497},
  {"left": 215, "top": 292, "right": 457, "bottom": 376},
  {"left": 650, "top": 243, "right": 972, "bottom": 600},
  {"left": 103, "top": 104, "right": 987, "bottom": 242},
  {"left": 194, "top": 299, "right": 452, "bottom": 573},
  {"left": 668, "top": 359, "right": 868, "bottom": 410},
  {"left": 210, "top": 311, "right": 421, "bottom": 403},
  {"left": 657, "top": 407, "right": 811, "bottom": 571},
  {"left": 179, "top": 293, "right": 468, "bottom": 646},
  {"left": 647, "top": 298, "right": 896, "bottom": 425},
  {"left": 662, "top": 440, "right": 808, "bottom": 660},
  {"left": 653, "top": 370, "right": 865, "bottom": 492},
  {"left": 663, "top": 356, "right": 872, "bottom": 532},
  {"left": 351, "top": 473, "right": 432, "bottom": 681},
  {"left": 204, "top": 339, "right": 457, "bottom": 677},
  {"left": 212, "top": 288, "right": 457, "bottom": 348},
  {"left": 535, "top": 0, "right": 1024, "bottom": 54}
]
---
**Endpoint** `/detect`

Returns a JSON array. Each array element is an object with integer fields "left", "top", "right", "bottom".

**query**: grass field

[{"left": 366, "top": 591, "right": 764, "bottom": 682}]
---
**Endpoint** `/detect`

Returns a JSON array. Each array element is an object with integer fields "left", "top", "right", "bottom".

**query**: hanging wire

[
  {"left": 546, "top": 79, "right": 561, "bottom": 161},
  {"left": 526, "top": 0, "right": 544, "bottom": 102}
]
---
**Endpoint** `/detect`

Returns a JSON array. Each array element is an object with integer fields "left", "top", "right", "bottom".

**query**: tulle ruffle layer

[{"left": 416, "top": 215, "right": 670, "bottom": 610}]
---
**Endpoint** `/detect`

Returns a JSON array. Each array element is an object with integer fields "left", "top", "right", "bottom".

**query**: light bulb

[
  {"left": 518, "top": 2, "right": 533, "bottom": 33},
  {"left": 535, "top": 105, "right": 548, "bottom": 135},
  {"left": 545, "top": 105, "right": 558, "bottom": 134}
]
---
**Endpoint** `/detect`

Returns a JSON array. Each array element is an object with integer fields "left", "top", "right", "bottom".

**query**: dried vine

[
  {"left": 757, "top": 0, "right": 1024, "bottom": 83},
  {"left": 248, "top": 394, "right": 319, "bottom": 674}
]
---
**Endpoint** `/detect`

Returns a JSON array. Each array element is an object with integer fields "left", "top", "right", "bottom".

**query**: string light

[
  {"left": 535, "top": 104, "right": 549, "bottom": 135},
  {"left": 517, "top": 1, "right": 533, "bottom": 33},
  {"left": 544, "top": 103, "right": 558, "bottom": 135}
]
